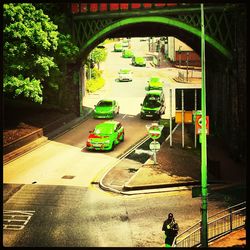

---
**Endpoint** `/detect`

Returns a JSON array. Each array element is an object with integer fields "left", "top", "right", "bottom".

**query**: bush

[
  {"left": 85, "top": 66, "right": 102, "bottom": 80},
  {"left": 86, "top": 77, "right": 105, "bottom": 93}
]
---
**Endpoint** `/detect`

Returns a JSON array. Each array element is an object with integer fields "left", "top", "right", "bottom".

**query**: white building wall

[
  {"left": 168, "top": 37, "right": 193, "bottom": 62},
  {"left": 168, "top": 37, "right": 175, "bottom": 61}
]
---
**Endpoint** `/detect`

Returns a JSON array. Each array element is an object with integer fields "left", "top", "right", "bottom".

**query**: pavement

[
  {"left": 3, "top": 75, "right": 246, "bottom": 247},
  {"left": 4, "top": 74, "right": 246, "bottom": 194},
  {"left": 98, "top": 122, "right": 246, "bottom": 195}
]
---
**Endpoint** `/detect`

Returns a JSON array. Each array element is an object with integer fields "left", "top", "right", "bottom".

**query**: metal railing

[{"left": 173, "top": 201, "right": 246, "bottom": 247}]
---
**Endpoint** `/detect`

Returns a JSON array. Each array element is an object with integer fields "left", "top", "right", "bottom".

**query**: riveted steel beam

[{"left": 71, "top": 4, "right": 244, "bottom": 60}]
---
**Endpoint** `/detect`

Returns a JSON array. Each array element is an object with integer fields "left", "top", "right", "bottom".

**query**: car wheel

[
  {"left": 120, "top": 132, "right": 124, "bottom": 142},
  {"left": 111, "top": 142, "right": 115, "bottom": 151}
]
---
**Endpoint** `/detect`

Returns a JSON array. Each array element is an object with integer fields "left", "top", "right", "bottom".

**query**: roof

[
  {"left": 146, "top": 90, "right": 163, "bottom": 95},
  {"left": 98, "top": 99, "right": 115, "bottom": 102},
  {"left": 119, "top": 69, "right": 131, "bottom": 73},
  {"left": 149, "top": 77, "right": 161, "bottom": 82}
]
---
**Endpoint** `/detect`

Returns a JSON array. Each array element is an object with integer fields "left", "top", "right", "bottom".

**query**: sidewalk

[
  {"left": 3, "top": 106, "right": 93, "bottom": 164},
  {"left": 99, "top": 123, "right": 246, "bottom": 247},
  {"left": 100, "top": 123, "right": 246, "bottom": 194},
  {"left": 208, "top": 227, "right": 246, "bottom": 247}
]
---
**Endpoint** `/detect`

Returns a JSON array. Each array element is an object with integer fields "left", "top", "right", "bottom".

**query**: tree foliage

[
  {"left": 3, "top": 3, "right": 59, "bottom": 103},
  {"left": 91, "top": 47, "right": 108, "bottom": 65},
  {"left": 36, "top": 4, "right": 80, "bottom": 107},
  {"left": 3, "top": 3, "right": 79, "bottom": 104}
]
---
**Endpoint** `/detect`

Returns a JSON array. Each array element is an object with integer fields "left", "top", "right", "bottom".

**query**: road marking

[{"left": 3, "top": 210, "right": 35, "bottom": 230}]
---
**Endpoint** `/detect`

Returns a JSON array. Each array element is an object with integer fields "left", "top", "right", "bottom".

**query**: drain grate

[{"left": 61, "top": 175, "right": 75, "bottom": 179}]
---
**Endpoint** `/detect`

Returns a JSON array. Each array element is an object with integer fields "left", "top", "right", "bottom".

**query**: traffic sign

[
  {"left": 146, "top": 123, "right": 164, "bottom": 140},
  {"left": 193, "top": 110, "right": 202, "bottom": 123},
  {"left": 195, "top": 115, "right": 209, "bottom": 135},
  {"left": 149, "top": 141, "right": 161, "bottom": 151}
]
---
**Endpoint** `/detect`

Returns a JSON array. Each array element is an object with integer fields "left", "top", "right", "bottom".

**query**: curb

[
  {"left": 3, "top": 136, "right": 48, "bottom": 164},
  {"left": 3, "top": 128, "right": 44, "bottom": 155},
  {"left": 46, "top": 108, "right": 93, "bottom": 140},
  {"left": 98, "top": 123, "right": 229, "bottom": 195},
  {"left": 172, "top": 77, "right": 201, "bottom": 84},
  {"left": 3, "top": 107, "right": 93, "bottom": 164},
  {"left": 123, "top": 181, "right": 200, "bottom": 191}
]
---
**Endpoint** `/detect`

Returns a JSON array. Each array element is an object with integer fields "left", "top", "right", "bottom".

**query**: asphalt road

[
  {"left": 4, "top": 38, "right": 225, "bottom": 247},
  {"left": 4, "top": 183, "right": 231, "bottom": 247}
]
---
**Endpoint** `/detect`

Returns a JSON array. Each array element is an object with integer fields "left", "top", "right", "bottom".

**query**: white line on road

[{"left": 3, "top": 210, "right": 35, "bottom": 230}]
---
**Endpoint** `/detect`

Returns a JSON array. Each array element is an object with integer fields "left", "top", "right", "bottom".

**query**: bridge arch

[{"left": 79, "top": 16, "right": 231, "bottom": 60}]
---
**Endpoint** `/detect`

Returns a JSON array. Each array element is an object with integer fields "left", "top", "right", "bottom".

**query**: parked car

[
  {"left": 118, "top": 69, "right": 133, "bottom": 82},
  {"left": 122, "top": 49, "right": 134, "bottom": 58},
  {"left": 132, "top": 56, "right": 146, "bottom": 67},
  {"left": 114, "top": 43, "right": 123, "bottom": 52},
  {"left": 147, "top": 76, "right": 164, "bottom": 90},
  {"left": 122, "top": 38, "right": 129, "bottom": 47},
  {"left": 140, "top": 90, "right": 166, "bottom": 119},
  {"left": 93, "top": 100, "right": 120, "bottom": 119},
  {"left": 86, "top": 121, "right": 125, "bottom": 151}
]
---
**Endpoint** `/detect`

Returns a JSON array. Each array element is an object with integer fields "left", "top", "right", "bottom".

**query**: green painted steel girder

[{"left": 79, "top": 16, "right": 232, "bottom": 60}]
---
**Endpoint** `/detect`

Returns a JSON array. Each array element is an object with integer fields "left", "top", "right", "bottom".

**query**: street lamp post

[
  {"left": 178, "top": 46, "right": 182, "bottom": 67},
  {"left": 200, "top": 3, "right": 208, "bottom": 247},
  {"left": 164, "top": 37, "right": 168, "bottom": 60},
  {"left": 186, "top": 52, "right": 189, "bottom": 82},
  {"left": 88, "top": 52, "right": 92, "bottom": 80}
]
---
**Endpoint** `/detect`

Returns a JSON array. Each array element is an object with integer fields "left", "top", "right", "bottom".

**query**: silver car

[{"left": 118, "top": 69, "right": 133, "bottom": 82}]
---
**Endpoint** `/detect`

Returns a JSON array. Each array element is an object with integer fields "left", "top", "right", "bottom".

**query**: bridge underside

[
  {"left": 109, "top": 22, "right": 213, "bottom": 60},
  {"left": 68, "top": 4, "right": 246, "bottom": 164},
  {"left": 79, "top": 20, "right": 226, "bottom": 65}
]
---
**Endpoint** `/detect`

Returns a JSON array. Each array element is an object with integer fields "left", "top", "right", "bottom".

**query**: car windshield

[
  {"left": 143, "top": 96, "right": 161, "bottom": 108},
  {"left": 150, "top": 77, "right": 160, "bottom": 82},
  {"left": 119, "top": 69, "right": 130, "bottom": 74},
  {"left": 97, "top": 101, "right": 113, "bottom": 107},
  {"left": 94, "top": 124, "right": 114, "bottom": 135},
  {"left": 136, "top": 57, "right": 144, "bottom": 61}
]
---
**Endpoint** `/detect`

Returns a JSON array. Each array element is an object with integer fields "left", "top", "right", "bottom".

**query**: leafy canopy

[{"left": 3, "top": 3, "right": 60, "bottom": 103}]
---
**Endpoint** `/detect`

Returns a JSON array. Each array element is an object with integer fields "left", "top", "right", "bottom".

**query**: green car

[
  {"left": 114, "top": 43, "right": 123, "bottom": 52},
  {"left": 147, "top": 77, "right": 164, "bottom": 90},
  {"left": 132, "top": 56, "right": 146, "bottom": 67},
  {"left": 93, "top": 100, "right": 120, "bottom": 119},
  {"left": 122, "top": 49, "right": 134, "bottom": 58},
  {"left": 140, "top": 90, "right": 166, "bottom": 119},
  {"left": 86, "top": 121, "right": 125, "bottom": 151}
]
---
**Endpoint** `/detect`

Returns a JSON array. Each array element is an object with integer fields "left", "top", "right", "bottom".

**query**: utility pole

[
  {"left": 194, "top": 89, "right": 197, "bottom": 149},
  {"left": 88, "top": 52, "right": 92, "bottom": 80},
  {"left": 178, "top": 46, "right": 182, "bottom": 67},
  {"left": 186, "top": 52, "right": 189, "bottom": 82},
  {"left": 200, "top": 3, "right": 208, "bottom": 247},
  {"left": 181, "top": 89, "right": 184, "bottom": 148},
  {"left": 169, "top": 88, "right": 172, "bottom": 147}
]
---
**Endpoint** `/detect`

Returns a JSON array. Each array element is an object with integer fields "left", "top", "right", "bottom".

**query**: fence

[{"left": 173, "top": 201, "right": 246, "bottom": 247}]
